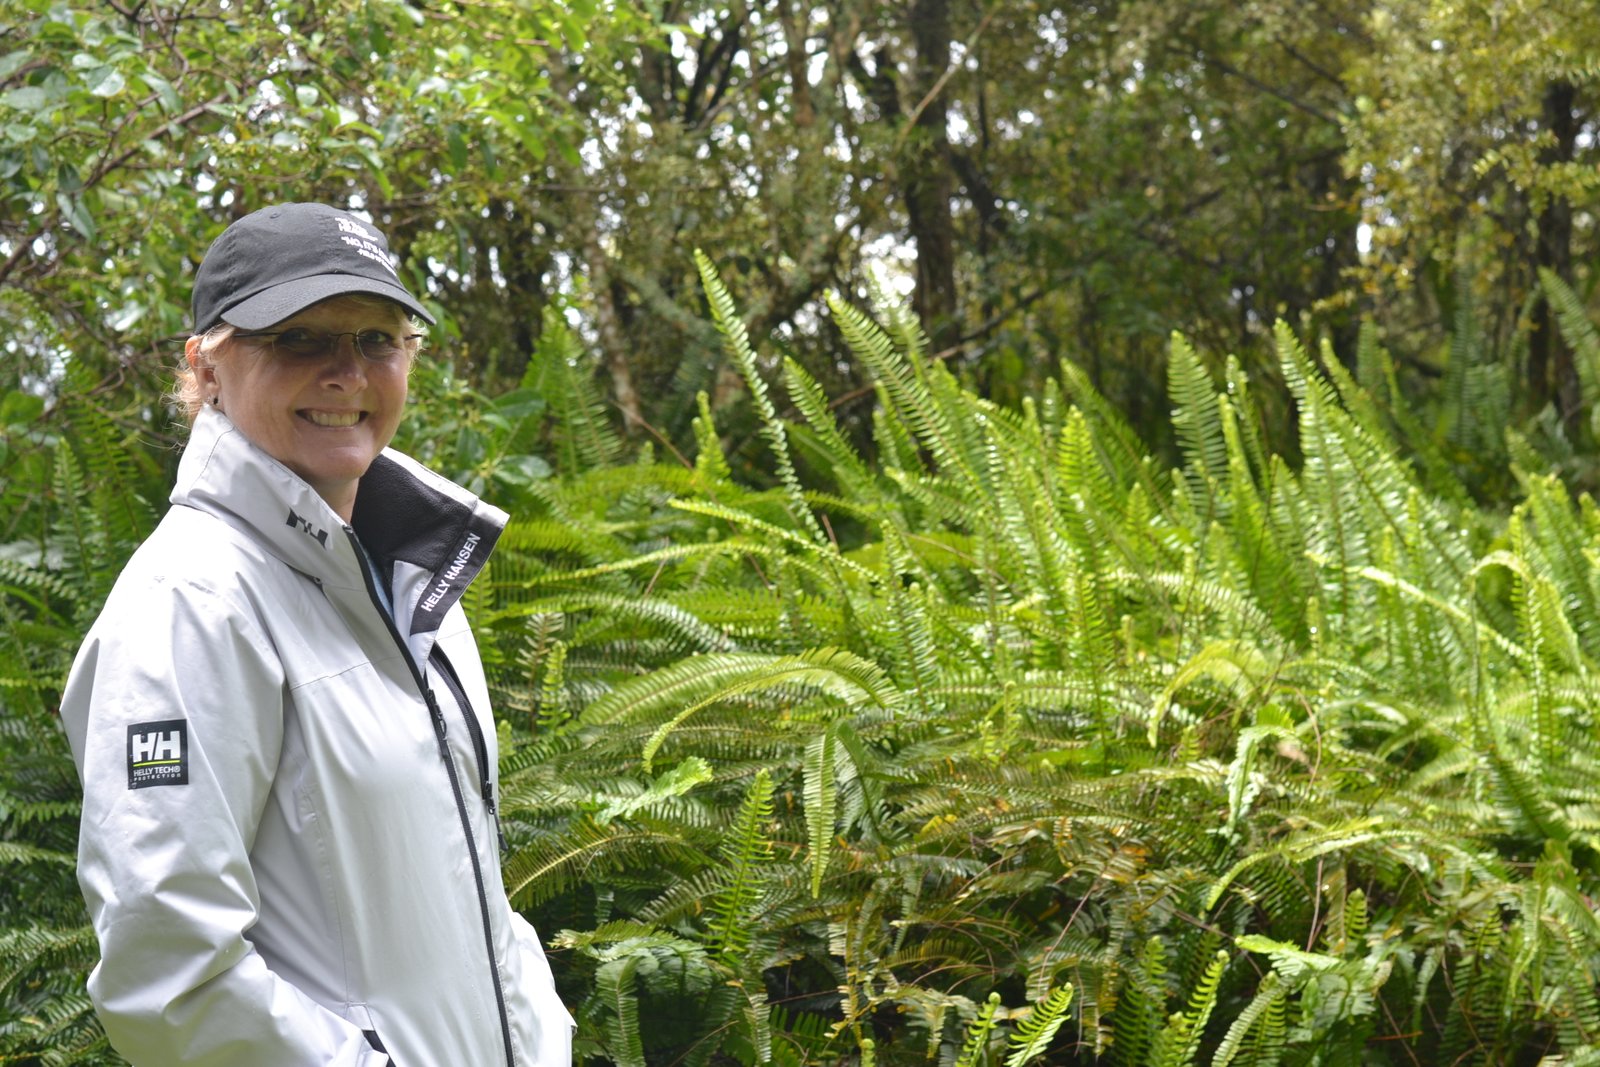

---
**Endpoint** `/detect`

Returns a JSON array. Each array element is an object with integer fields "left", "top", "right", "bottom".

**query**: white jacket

[{"left": 61, "top": 407, "right": 573, "bottom": 1066}]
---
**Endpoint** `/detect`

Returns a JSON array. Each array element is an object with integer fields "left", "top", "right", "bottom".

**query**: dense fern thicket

[{"left": 7, "top": 265, "right": 1600, "bottom": 1065}]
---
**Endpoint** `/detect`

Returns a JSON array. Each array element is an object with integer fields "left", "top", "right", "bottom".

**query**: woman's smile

[{"left": 301, "top": 409, "right": 366, "bottom": 428}]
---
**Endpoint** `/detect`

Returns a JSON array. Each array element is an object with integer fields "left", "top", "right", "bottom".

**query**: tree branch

[
  {"left": 1185, "top": 43, "right": 1342, "bottom": 127},
  {"left": 892, "top": 7, "right": 997, "bottom": 153},
  {"left": 0, "top": 93, "right": 228, "bottom": 289}
]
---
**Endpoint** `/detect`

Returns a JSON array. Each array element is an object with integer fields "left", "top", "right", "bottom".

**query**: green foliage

[
  {"left": 0, "top": 380, "right": 162, "bottom": 1065},
  {"left": 953, "top": 992, "right": 1003, "bottom": 1067},
  {"left": 479, "top": 264, "right": 1600, "bottom": 1064},
  {"left": 4, "top": 1, "right": 1598, "bottom": 1062},
  {"left": 12, "top": 259, "right": 1600, "bottom": 1066},
  {"left": 1005, "top": 984, "right": 1074, "bottom": 1066}
]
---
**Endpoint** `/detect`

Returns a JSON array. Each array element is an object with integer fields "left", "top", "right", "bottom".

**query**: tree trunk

[
  {"left": 1306, "top": 150, "right": 1361, "bottom": 368},
  {"left": 777, "top": 2, "right": 816, "bottom": 128},
  {"left": 578, "top": 209, "right": 643, "bottom": 433},
  {"left": 1531, "top": 79, "right": 1577, "bottom": 428},
  {"left": 904, "top": 0, "right": 959, "bottom": 353}
]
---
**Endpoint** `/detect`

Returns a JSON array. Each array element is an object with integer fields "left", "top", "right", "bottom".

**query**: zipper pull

[
  {"left": 483, "top": 785, "right": 510, "bottom": 853},
  {"left": 425, "top": 689, "right": 450, "bottom": 760}
]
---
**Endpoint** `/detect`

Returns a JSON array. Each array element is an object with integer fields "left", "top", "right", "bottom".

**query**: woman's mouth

[{"left": 301, "top": 410, "right": 364, "bottom": 428}]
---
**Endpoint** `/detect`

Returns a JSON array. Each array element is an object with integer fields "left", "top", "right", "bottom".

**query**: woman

[{"left": 61, "top": 203, "right": 572, "bottom": 1066}]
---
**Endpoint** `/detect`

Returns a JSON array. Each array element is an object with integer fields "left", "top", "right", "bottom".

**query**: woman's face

[{"left": 193, "top": 296, "right": 411, "bottom": 521}]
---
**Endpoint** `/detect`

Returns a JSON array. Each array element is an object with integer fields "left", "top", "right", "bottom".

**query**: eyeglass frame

[{"left": 232, "top": 327, "right": 425, "bottom": 363}]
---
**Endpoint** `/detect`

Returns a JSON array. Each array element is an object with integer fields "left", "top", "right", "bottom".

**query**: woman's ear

[{"left": 186, "top": 336, "right": 215, "bottom": 383}]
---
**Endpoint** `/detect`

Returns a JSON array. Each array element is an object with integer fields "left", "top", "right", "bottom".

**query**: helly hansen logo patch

[
  {"left": 419, "top": 531, "right": 482, "bottom": 613},
  {"left": 286, "top": 508, "right": 329, "bottom": 547},
  {"left": 127, "top": 720, "right": 188, "bottom": 789}
]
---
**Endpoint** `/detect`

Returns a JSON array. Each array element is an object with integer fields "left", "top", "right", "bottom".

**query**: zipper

[
  {"left": 430, "top": 646, "right": 509, "bottom": 853},
  {"left": 346, "top": 530, "right": 517, "bottom": 1067}
]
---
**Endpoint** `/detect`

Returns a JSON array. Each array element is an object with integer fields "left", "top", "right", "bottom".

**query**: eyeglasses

[{"left": 234, "top": 327, "right": 423, "bottom": 363}]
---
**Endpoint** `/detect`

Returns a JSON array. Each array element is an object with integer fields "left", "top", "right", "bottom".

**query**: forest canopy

[{"left": 3, "top": 0, "right": 1596, "bottom": 458}]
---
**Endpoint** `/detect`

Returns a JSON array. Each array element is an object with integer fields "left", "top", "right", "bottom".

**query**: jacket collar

[{"left": 171, "top": 407, "right": 506, "bottom": 643}]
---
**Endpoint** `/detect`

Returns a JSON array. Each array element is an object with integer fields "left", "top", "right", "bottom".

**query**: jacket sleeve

[
  {"left": 509, "top": 910, "right": 577, "bottom": 1062},
  {"left": 62, "top": 574, "right": 387, "bottom": 1067}
]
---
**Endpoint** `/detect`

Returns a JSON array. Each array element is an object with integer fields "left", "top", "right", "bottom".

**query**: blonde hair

[
  {"left": 173, "top": 322, "right": 236, "bottom": 424},
  {"left": 172, "top": 294, "right": 425, "bottom": 425}
]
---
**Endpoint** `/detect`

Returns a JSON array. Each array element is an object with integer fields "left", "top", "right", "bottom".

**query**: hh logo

[
  {"left": 286, "top": 508, "right": 329, "bottom": 547},
  {"left": 127, "top": 719, "right": 188, "bottom": 789}
]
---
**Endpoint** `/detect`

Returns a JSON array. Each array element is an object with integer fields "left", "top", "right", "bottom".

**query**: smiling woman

[
  {"left": 58, "top": 203, "right": 574, "bottom": 1067},
  {"left": 183, "top": 295, "right": 415, "bottom": 521}
]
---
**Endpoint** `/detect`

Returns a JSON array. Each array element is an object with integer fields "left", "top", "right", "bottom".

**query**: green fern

[
  {"left": 1540, "top": 268, "right": 1600, "bottom": 414},
  {"left": 803, "top": 726, "right": 839, "bottom": 897},
  {"left": 705, "top": 769, "right": 776, "bottom": 965},
  {"left": 954, "top": 992, "right": 1003, "bottom": 1067},
  {"left": 695, "top": 251, "right": 827, "bottom": 545},
  {"left": 1168, "top": 331, "right": 1230, "bottom": 522},
  {"left": 1004, "top": 983, "right": 1074, "bottom": 1066},
  {"left": 1212, "top": 972, "right": 1288, "bottom": 1067},
  {"left": 527, "top": 306, "right": 625, "bottom": 475},
  {"left": 1148, "top": 951, "right": 1228, "bottom": 1067}
]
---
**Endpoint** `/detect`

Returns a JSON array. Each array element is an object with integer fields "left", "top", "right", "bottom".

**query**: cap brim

[{"left": 219, "top": 274, "right": 436, "bottom": 329}]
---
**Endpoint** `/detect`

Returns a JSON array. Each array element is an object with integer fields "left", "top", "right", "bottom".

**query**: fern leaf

[
  {"left": 707, "top": 769, "right": 776, "bottom": 964},
  {"left": 596, "top": 953, "right": 647, "bottom": 1067},
  {"left": 1149, "top": 951, "right": 1227, "bottom": 1067},
  {"left": 1111, "top": 938, "right": 1169, "bottom": 1067},
  {"left": 0, "top": 925, "right": 99, "bottom": 1002},
  {"left": 954, "top": 992, "right": 1003, "bottom": 1067},
  {"left": 782, "top": 356, "right": 882, "bottom": 504},
  {"left": 1005, "top": 984, "right": 1074, "bottom": 1066},
  {"left": 691, "top": 389, "right": 733, "bottom": 485},
  {"left": 826, "top": 292, "right": 982, "bottom": 493},
  {"left": 1211, "top": 972, "right": 1286, "bottom": 1067},
  {"left": 1168, "top": 331, "right": 1229, "bottom": 520},
  {"left": 1540, "top": 268, "right": 1600, "bottom": 411},
  {"left": 667, "top": 498, "right": 878, "bottom": 582},
  {"left": 527, "top": 306, "right": 624, "bottom": 474},
  {"left": 594, "top": 757, "right": 715, "bottom": 824},
  {"left": 695, "top": 251, "right": 827, "bottom": 544},
  {"left": 804, "top": 726, "right": 839, "bottom": 897}
]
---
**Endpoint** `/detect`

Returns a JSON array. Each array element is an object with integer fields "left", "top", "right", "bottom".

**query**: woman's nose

[{"left": 319, "top": 338, "right": 368, "bottom": 385}]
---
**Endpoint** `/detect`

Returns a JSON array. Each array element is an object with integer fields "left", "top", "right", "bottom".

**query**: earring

[{"left": 210, "top": 396, "right": 221, "bottom": 406}]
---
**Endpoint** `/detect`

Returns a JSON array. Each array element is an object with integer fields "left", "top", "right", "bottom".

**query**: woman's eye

[
  {"left": 356, "top": 330, "right": 396, "bottom": 346},
  {"left": 276, "top": 329, "right": 322, "bottom": 351}
]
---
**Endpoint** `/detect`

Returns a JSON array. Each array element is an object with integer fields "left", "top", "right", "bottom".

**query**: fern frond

[
  {"left": 695, "top": 251, "right": 826, "bottom": 545},
  {"left": 0, "top": 925, "right": 99, "bottom": 1001},
  {"left": 782, "top": 356, "right": 882, "bottom": 505},
  {"left": 1168, "top": 331, "right": 1229, "bottom": 521},
  {"left": 826, "top": 292, "right": 982, "bottom": 493},
  {"left": 595, "top": 953, "right": 647, "bottom": 1067},
  {"left": 954, "top": 992, "right": 1003, "bottom": 1067},
  {"left": 1540, "top": 268, "right": 1600, "bottom": 411},
  {"left": 1004, "top": 984, "right": 1074, "bottom": 1066},
  {"left": 1148, "top": 950, "right": 1227, "bottom": 1067},
  {"left": 527, "top": 306, "right": 625, "bottom": 474},
  {"left": 668, "top": 498, "right": 878, "bottom": 582},
  {"left": 691, "top": 390, "right": 733, "bottom": 485},
  {"left": 1111, "top": 938, "right": 1169, "bottom": 1067},
  {"left": 577, "top": 645, "right": 896, "bottom": 745},
  {"left": 1211, "top": 971, "right": 1286, "bottom": 1067},
  {"left": 706, "top": 769, "right": 776, "bottom": 964},
  {"left": 804, "top": 726, "right": 839, "bottom": 897}
]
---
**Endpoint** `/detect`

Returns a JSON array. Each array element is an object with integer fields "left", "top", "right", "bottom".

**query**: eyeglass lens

[{"left": 241, "top": 329, "right": 416, "bottom": 361}]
